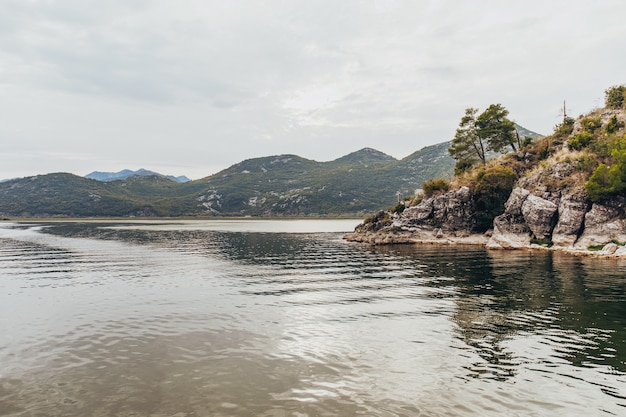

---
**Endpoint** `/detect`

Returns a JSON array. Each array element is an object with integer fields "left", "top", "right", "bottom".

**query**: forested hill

[{"left": 0, "top": 126, "right": 540, "bottom": 217}]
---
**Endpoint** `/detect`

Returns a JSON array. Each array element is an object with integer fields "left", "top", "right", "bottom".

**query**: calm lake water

[{"left": 1, "top": 220, "right": 625, "bottom": 417}]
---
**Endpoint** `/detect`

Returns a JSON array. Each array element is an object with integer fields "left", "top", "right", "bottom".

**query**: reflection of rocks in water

[{"left": 452, "top": 250, "right": 626, "bottom": 378}]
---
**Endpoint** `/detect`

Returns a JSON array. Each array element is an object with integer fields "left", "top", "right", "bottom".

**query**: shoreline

[
  {"left": 343, "top": 230, "right": 626, "bottom": 259},
  {"left": 1, "top": 216, "right": 363, "bottom": 223}
]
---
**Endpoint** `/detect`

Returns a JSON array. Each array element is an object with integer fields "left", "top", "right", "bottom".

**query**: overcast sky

[{"left": 1, "top": 0, "right": 625, "bottom": 180}]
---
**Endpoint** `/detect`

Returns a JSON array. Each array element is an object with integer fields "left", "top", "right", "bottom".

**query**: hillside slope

[{"left": 0, "top": 125, "right": 541, "bottom": 217}]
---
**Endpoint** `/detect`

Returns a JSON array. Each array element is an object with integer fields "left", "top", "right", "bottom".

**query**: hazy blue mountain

[{"left": 86, "top": 169, "right": 191, "bottom": 183}]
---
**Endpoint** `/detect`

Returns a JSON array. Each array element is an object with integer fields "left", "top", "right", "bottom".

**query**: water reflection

[
  {"left": 29, "top": 223, "right": 626, "bottom": 378},
  {"left": 373, "top": 245, "right": 626, "bottom": 382},
  {"left": 1, "top": 221, "right": 625, "bottom": 416}
]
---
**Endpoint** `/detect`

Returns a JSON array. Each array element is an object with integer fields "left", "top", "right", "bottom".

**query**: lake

[{"left": 1, "top": 220, "right": 625, "bottom": 416}]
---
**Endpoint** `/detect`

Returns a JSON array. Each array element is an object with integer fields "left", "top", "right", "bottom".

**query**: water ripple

[{"left": 1, "top": 221, "right": 625, "bottom": 416}]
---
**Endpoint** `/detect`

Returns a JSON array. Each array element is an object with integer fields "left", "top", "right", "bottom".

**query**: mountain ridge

[
  {"left": 86, "top": 168, "right": 191, "bottom": 183},
  {"left": 0, "top": 125, "right": 542, "bottom": 217}
]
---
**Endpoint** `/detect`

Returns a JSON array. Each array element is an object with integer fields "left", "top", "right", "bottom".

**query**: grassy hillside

[{"left": 0, "top": 124, "right": 542, "bottom": 217}]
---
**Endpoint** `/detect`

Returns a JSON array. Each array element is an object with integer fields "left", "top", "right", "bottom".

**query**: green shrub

[
  {"left": 473, "top": 166, "right": 518, "bottom": 232},
  {"left": 454, "top": 159, "right": 475, "bottom": 175},
  {"left": 590, "top": 136, "right": 612, "bottom": 158},
  {"left": 530, "top": 237, "right": 553, "bottom": 247},
  {"left": 389, "top": 202, "right": 406, "bottom": 214},
  {"left": 588, "top": 241, "right": 625, "bottom": 251},
  {"left": 521, "top": 136, "right": 534, "bottom": 148},
  {"left": 575, "top": 154, "right": 598, "bottom": 174},
  {"left": 605, "top": 85, "right": 626, "bottom": 109},
  {"left": 569, "top": 131, "right": 594, "bottom": 150},
  {"left": 554, "top": 116, "right": 575, "bottom": 137},
  {"left": 586, "top": 164, "right": 614, "bottom": 202},
  {"left": 580, "top": 116, "right": 603, "bottom": 133},
  {"left": 363, "top": 210, "right": 393, "bottom": 228},
  {"left": 605, "top": 115, "right": 625, "bottom": 134},
  {"left": 585, "top": 136, "right": 626, "bottom": 202},
  {"left": 422, "top": 178, "right": 450, "bottom": 198},
  {"left": 538, "top": 142, "right": 551, "bottom": 160}
]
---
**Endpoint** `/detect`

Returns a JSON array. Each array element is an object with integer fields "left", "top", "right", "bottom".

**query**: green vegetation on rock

[
  {"left": 585, "top": 135, "right": 626, "bottom": 202},
  {"left": 472, "top": 165, "right": 518, "bottom": 232},
  {"left": 422, "top": 178, "right": 451, "bottom": 198},
  {"left": 449, "top": 104, "right": 521, "bottom": 174},
  {"left": 605, "top": 85, "right": 626, "bottom": 109}
]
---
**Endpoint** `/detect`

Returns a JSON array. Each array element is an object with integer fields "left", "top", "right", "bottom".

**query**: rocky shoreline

[
  {"left": 344, "top": 183, "right": 626, "bottom": 259},
  {"left": 344, "top": 228, "right": 626, "bottom": 259},
  {"left": 345, "top": 104, "right": 626, "bottom": 259},
  {"left": 344, "top": 228, "right": 489, "bottom": 246}
]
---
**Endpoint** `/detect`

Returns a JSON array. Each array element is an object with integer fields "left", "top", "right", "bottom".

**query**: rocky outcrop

[
  {"left": 486, "top": 188, "right": 531, "bottom": 249},
  {"left": 487, "top": 188, "right": 625, "bottom": 252},
  {"left": 348, "top": 183, "right": 626, "bottom": 257},
  {"left": 395, "top": 186, "right": 475, "bottom": 232},
  {"left": 345, "top": 186, "right": 489, "bottom": 245},
  {"left": 521, "top": 195, "right": 558, "bottom": 240},
  {"left": 552, "top": 191, "right": 588, "bottom": 247},
  {"left": 487, "top": 157, "right": 623, "bottom": 251},
  {"left": 576, "top": 200, "right": 626, "bottom": 248},
  {"left": 345, "top": 102, "right": 626, "bottom": 257}
]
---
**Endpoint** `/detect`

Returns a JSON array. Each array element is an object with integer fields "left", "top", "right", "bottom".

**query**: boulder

[
  {"left": 552, "top": 192, "right": 588, "bottom": 247},
  {"left": 615, "top": 245, "right": 626, "bottom": 257},
  {"left": 521, "top": 195, "right": 558, "bottom": 240},
  {"left": 576, "top": 202, "right": 626, "bottom": 248},
  {"left": 487, "top": 214, "right": 531, "bottom": 249},
  {"left": 400, "top": 199, "right": 433, "bottom": 224},
  {"left": 599, "top": 242, "right": 619, "bottom": 255},
  {"left": 395, "top": 186, "right": 474, "bottom": 231},
  {"left": 487, "top": 188, "right": 531, "bottom": 249},
  {"left": 504, "top": 187, "right": 530, "bottom": 217}
]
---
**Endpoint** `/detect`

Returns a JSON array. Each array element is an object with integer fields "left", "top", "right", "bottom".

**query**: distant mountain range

[
  {"left": 86, "top": 168, "right": 191, "bottom": 183},
  {"left": 0, "top": 126, "right": 542, "bottom": 217}
]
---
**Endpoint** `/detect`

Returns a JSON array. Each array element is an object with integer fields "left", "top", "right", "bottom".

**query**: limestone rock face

[
  {"left": 349, "top": 171, "right": 626, "bottom": 257},
  {"left": 552, "top": 192, "right": 588, "bottom": 247},
  {"left": 521, "top": 195, "right": 558, "bottom": 240},
  {"left": 487, "top": 188, "right": 531, "bottom": 249},
  {"left": 576, "top": 201, "right": 626, "bottom": 248},
  {"left": 400, "top": 199, "right": 433, "bottom": 223},
  {"left": 487, "top": 216, "right": 531, "bottom": 249},
  {"left": 395, "top": 186, "right": 475, "bottom": 231},
  {"left": 487, "top": 177, "right": 626, "bottom": 251},
  {"left": 504, "top": 187, "right": 530, "bottom": 218}
]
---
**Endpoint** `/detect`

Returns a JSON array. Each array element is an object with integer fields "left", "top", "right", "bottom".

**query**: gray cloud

[{"left": 1, "top": 0, "right": 625, "bottom": 179}]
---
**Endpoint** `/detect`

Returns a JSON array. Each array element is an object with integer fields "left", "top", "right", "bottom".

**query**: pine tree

[
  {"left": 476, "top": 104, "right": 518, "bottom": 153},
  {"left": 448, "top": 108, "right": 486, "bottom": 174}
]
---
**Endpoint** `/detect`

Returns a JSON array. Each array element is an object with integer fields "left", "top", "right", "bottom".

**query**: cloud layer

[{"left": 1, "top": 0, "right": 625, "bottom": 179}]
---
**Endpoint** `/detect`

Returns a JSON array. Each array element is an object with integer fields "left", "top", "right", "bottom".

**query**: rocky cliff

[
  {"left": 346, "top": 104, "right": 626, "bottom": 258},
  {"left": 346, "top": 175, "right": 626, "bottom": 257}
]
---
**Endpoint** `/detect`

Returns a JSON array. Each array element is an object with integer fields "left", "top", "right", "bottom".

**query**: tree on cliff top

[
  {"left": 449, "top": 104, "right": 518, "bottom": 173},
  {"left": 477, "top": 104, "right": 519, "bottom": 153},
  {"left": 448, "top": 108, "right": 486, "bottom": 174}
]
